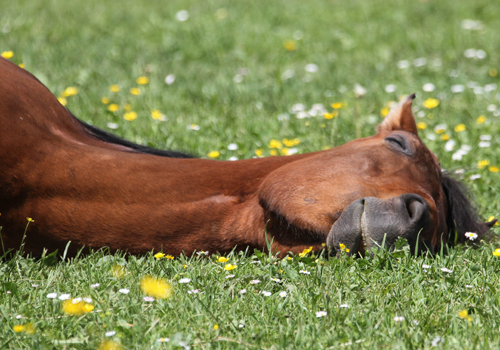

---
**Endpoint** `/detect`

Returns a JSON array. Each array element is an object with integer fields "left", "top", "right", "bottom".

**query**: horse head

[{"left": 258, "top": 94, "right": 496, "bottom": 256}]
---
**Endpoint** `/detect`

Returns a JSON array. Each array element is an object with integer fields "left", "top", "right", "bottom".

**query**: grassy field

[{"left": 1, "top": 0, "right": 500, "bottom": 348}]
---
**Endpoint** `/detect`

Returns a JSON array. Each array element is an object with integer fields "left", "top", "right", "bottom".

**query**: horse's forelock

[{"left": 441, "top": 173, "right": 494, "bottom": 245}]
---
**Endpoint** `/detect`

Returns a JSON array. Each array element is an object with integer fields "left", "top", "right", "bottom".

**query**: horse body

[{"left": 0, "top": 57, "right": 494, "bottom": 257}]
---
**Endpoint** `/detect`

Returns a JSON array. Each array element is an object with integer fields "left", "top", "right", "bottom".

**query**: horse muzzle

[{"left": 326, "top": 193, "right": 434, "bottom": 256}]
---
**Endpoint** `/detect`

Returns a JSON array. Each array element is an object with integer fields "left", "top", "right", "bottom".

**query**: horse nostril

[{"left": 400, "top": 194, "right": 428, "bottom": 223}]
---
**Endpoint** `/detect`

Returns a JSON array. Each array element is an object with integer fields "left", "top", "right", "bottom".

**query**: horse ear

[{"left": 377, "top": 94, "right": 418, "bottom": 135}]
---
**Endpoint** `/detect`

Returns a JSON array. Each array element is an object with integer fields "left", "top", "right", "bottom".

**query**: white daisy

[
  {"left": 315, "top": 311, "right": 327, "bottom": 318},
  {"left": 465, "top": 232, "right": 478, "bottom": 241},
  {"left": 178, "top": 278, "right": 191, "bottom": 284}
]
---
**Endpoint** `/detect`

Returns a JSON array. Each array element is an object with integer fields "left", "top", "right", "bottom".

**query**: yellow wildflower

[
  {"left": 270, "top": 149, "right": 279, "bottom": 156},
  {"left": 417, "top": 122, "right": 427, "bottom": 130},
  {"left": 62, "top": 299, "right": 95, "bottom": 315},
  {"left": 13, "top": 325, "right": 24, "bottom": 333},
  {"left": 224, "top": 264, "right": 237, "bottom": 271},
  {"left": 283, "top": 40, "right": 297, "bottom": 51},
  {"left": 299, "top": 246, "right": 313, "bottom": 257},
  {"left": 488, "top": 216, "right": 498, "bottom": 226},
  {"left": 61, "top": 87, "right": 78, "bottom": 97},
  {"left": 101, "top": 97, "right": 110, "bottom": 104},
  {"left": 489, "top": 166, "right": 499, "bottom": 173},
  {"left": 217, "top": 256, "right": 228, "bottom": 263},
  {"left": 124, "top": 104, "right": 132, "bottom": 111},
  {"left": 208, "top": 151, "right": 220, "bottom": 158},
  {"left": 136, "top": 76, "right": 149, "bottom": 85},
  {"left": 109, "top": 85, "right": 120, "bottom": 93},
  {"left": 214, "top": 324, "right": 219, "bottom": 330},
  {"left": 123, "top": 111, "right": 137, "bottom": 121},
  {"left": 154, "top": 252, "right": 165, "bottom": 259},
  {"left": 493, "top": 248, "right": 500, "bottom": 257},
  {"left": 269, "top": 139, "right": 283, "bottom": 149},
  {"left": 293, "top": 138, "right": 300, "bottom": 145},
  {"left": 454, "top": 124, "right": 466, "bottom": 132},
  {"left": 489, "top": 68, "right": 498, "bottom": 77},
  {"left": 130, "top": 87, "right": 140, "bottom": 96},
  {"left": 58, "top": 97, "right": 67, "bottom": 106},
  {"left": 458, "top": 309, "right": 472, "bottom": 322},
  {"left": 99, "top": 340, "right": 123, "bottom": 350},
  {"left": 380, "top": 107, "right": 390, "bottom": 117},
  {"left": 140, "top": 275, "right": 173, "bottom": 299},
  {"left": 441, "top": 134, "right": 450, "bottom": 141},
  {"left": 255, "top": 149, "right": 263, "bottom": 157},
  {"left": 1, "top": 51, "right": 14, "bottom": 59},
  {"left": 183, "top": 264, "right": 188, "bottom": 268},
  {"left": 111, "top": 265, "right": 126, "bottom": 278},
  {"left": 331, "top": 102, "right": 343, "bottom": 109},
  {"left": 166, "top": 255, "right": 174, "bottom": 260},
  {"left": 324, "top": 111, "right": 339, "bottom": 119},
  {"left": 478, "top": 160, "right": 490, "bottom": 169},
  {"left": 19, "top": 63, "right": 25, "bottom": 69},
  {"left": 108, "top": 104, "right": 119, "bottom": 112},
  {"left": 27, "top": 217, "right": 34, "bottom": 223},
  {"left": 339, "top": 243, "right": 346, "bottom": 250},
  {"left": 282, "top": 138, "right": 295, "bottom": 147},
  {"left": 476, "top": 116, "right": 486, "bottom": 124},
  {"left": 423, "top": 98, "right": 440, "bottom": 109},
  {"left": 281, "top": 148, "right": 290, "bottom": 155},
  {"left": 151, "top": 109, "right": 163, "bottom": 120}
]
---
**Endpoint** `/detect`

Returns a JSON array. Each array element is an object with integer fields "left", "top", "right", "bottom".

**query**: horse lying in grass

[{"left": 0, "top": 57, "right": 495, "bottom": 257}]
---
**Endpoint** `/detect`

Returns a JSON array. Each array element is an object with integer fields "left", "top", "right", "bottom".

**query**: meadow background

[{"left": 1, "top": 0, "right": 500, "bottom": 348}]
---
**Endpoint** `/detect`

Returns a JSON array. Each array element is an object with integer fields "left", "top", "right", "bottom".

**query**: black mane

[
  {"left": 75, "top": 117, "right": 195, "bottom": 159},
  {"left": 441, "top": 173, "right": 496, "bottom": 245}
]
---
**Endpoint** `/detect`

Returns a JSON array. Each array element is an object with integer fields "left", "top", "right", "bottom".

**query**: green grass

[{"left": 1, "top": 0, "right": 500, "bottom": 348}]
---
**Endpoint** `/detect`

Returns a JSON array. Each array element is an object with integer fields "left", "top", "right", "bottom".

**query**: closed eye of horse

[{"left": 0, "top": 57, "right": 495, "bottom": 257}]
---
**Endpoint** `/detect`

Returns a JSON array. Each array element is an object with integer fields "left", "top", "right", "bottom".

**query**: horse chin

[{"left": 327, "top": 194, "right": 434, "bottom": 256}]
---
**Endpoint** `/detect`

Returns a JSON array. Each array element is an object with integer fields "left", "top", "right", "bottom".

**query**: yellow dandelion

[
  {"left": 441, "top": 134, "right": 450, "bottom": 141},
  {"left": 493, "top": 248, "right": 500, "bottom": 257},
  {"left": 454, "top": 124, "right": 466, "bottom": 132},
  {"left": 214, "top": 324, "right": 219, "bottom": 330},
  {"left": 224, "top": 263, "right": 237, "bottom": 271},
  {"left": 136, "top": 76, "right": 149, "bottom": 85},
  {"left": 151, "top": 109, "right": 163, "bottom": 120},
  {"left": 1, "top": 51, "right": 14, "bottom": 59},
  {"left": 111, "top": 265, "right": 126, "bottom": 278},
  {"left": 293, "top": 138, "right": 300, "bottom": 145},
  {"left": 154, "top": 252, "right": 165, "bottom": 259},
  {"left": 61, "top": 87, "right": 78, "bottom": 97},
  {"left": 339, "top": 243, "right": 346, "bottom": 251},
  {"left": 283, "top": 40, "right": 297, "bottom": 51},
  {"left": 476, "top": 116, "right": 486, "bottom": 124},
  {"left": 58, "top": 97, "right": 67, "bottom": 106},
  {"left": 380, "top": 107, "right": 390, "bottom": 117},
  {"left": 255, "top": 149, "right": 263, "bottom": 157},
  {"left": 423, "top": 98, "right": 440, "bottom": 109},
  {"left": 270, "top": 149, "right": 279, "bottom": 156},
  {"left": 123, "top": 111, "right": 138, "bottom": 121},
  {"left": 458, "top": 309, "right": 472, "bottom": 322},
  {"left": 130, "top": 87, "right": 140, "bottom": 96},
  {"left": 62, "top": 299, "right": 95, "bottom": 316},
  {"left": 331, "top": 102, "right": 343, "bottom": 109},
  {"left": 19, "top": 63, "right": 25, "bottom": 69},
  {"left": 140, "top": 275, "right": 173, "bottom": 299},
  {"left": 489, "top": 68, "right": 498, "bottom": 77},
  {"left": 109, "top": 85, "right": 120, "bottom": 93},
  {"left": 478, "top": 160, "right": 490, "bottom": 169},
  {"left": 13, "top": 324, "right": 24, "bottom": 333},
  {"left": 99, "top": 340, "right": 123, "bottom": 350},
  {"left": 282, "top": 138, "right": 295, "bottom": 147},
  {"left": 298, "top": 246, "right": 313, "bottom": 257},
  {"left": 324, "top": 111, "right": 339, "bottom": 119},
  {"left": 101, "top": 97, "right": 110, "bottom": 104},
  {"left": 489, "top": 166, "right": 499, "bottom": 173},
  {"left": 417, "top": 122, "right": 427, "bottom": 130},
  {"left": 281, "top": 148, "right": 290, "bottom": 155},
  {"left": 166, "top": 255, "right": 174, "bottom": 260},
  {"left": 269, "top": 139, "right": 283, "bottom": 149},
  {"left": 217, "top": 256, "right": 228, "bottom": 263},
  {"left": 208, "top": 151, "right": 220, "bottom": 158},
  {"left": 108, "top": 104, "right": 119, "bottom": 112}
]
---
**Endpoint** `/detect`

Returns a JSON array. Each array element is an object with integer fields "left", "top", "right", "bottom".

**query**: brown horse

[{"left": 0, "top": 57, "right": 495, "bottom": 257}]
